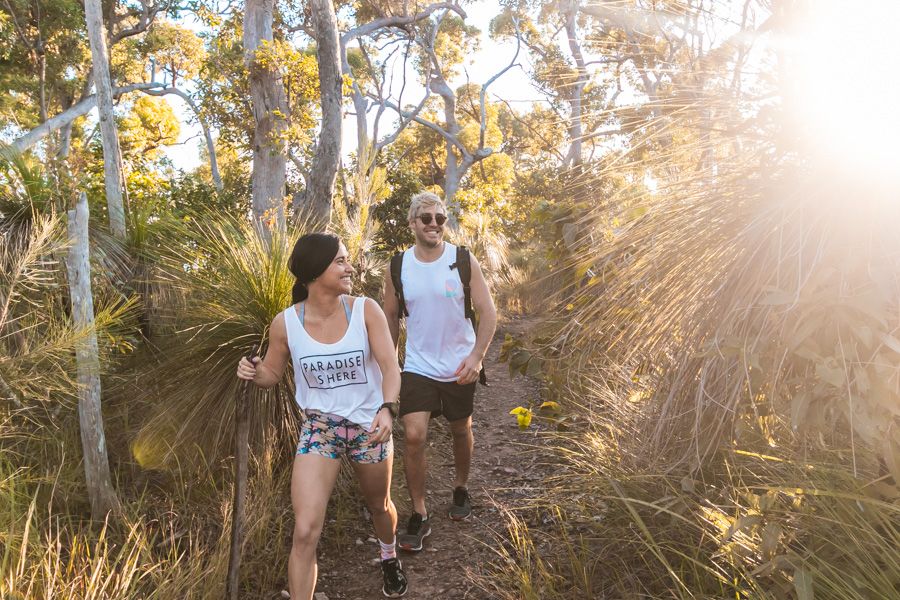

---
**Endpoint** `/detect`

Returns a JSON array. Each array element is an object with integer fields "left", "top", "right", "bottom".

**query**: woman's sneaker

[
  {"left": 397, "top": 512, "right": 431, "bottom": 552},
  {"left": 449, "top": 486, "right": 472, "bottom": 521},
  {"left": 381, "top": 557, "right": 408, "bottom": 597}
]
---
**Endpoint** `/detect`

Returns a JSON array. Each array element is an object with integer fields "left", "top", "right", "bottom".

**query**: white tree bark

[
  {"left": 83, "top": 0, "right": 127, "bottom": 239},
  {"left": 244, "top": 0, "right": 287, "bottom": 231},
  {"left": 561, "top": 0, "right": 588, "bottom": 170},
  {"left": 303, "top": 0, "right": 343, "bottom": 226},
  {"left": 66, "top": 192, "right": 120, "bottom": 520}
]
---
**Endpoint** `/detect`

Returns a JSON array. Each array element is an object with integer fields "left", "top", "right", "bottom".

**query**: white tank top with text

[
  {"left": 283, "top": 297, "right": 384, "bottom": 426},
  {"left": 401, "top": 243, "right": 476, "bottom": 381}
]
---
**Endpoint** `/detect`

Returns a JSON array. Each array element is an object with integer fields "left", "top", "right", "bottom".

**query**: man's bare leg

[
  {"left": 401, "top": 411, "right": 431, "bottom": 516},
  {"left": 448, "top": 416, "right": 473, "bottom": 490}
]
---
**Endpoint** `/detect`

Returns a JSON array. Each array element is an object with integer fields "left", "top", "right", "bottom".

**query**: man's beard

[{"left": 417, "top": 230, "right": 442, "bottom": 248}]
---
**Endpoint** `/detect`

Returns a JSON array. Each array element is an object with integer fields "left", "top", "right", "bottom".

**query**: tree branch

[
  {"left": 139, "top": 86, "right": 222, "bottom": 190},
  {"left": 374, "top": 87, "right": 431, "bottom": 152},
  {"left": 479, "top": 16, "right": 521, "bottom": 149},
  {"left": 370, "top": 96, "right": 469, "bottom": 157},
  {"left": 7, "top": 82, "right": 167, "bottom": 154},
  {"left": 373, "top": 42, "right": 431, "bottom": 153},
  {"left": 495, "top": 97, "right": 565, "bottom": 161},
  {"left": 341, "top": 2, "right": 466, "bottom": 43},
  {"left": 111, "top": 0, "right": 165, "bottom": 43}
]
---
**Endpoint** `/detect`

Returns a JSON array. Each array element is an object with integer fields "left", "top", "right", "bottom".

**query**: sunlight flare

[{"left": 786, "top": 1, "right": 900, "bottom": 180}]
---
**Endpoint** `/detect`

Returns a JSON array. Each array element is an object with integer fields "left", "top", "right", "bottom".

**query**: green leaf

[
  {"left": 815, "top": 361, "right": 845, "bottom": 387},
  {"left": 723, "top": 514, "right": 762, "bottom": 542},
  {"left": 793, "top": 566, "right": 814, "bottom": 600},
  {"left": 789, "top": 310, "right": 826, "bottom": 350},
  {"left": 759, "top": 287, "right": 794, "bottom": 306},
  {"left": 851, "top": 325, "right": 875, "bottom": 350},
  {"left": 853, "top": 366, "right": 871, "bottom": 395},
  {"left": 499, "top": 333, "right": 517, "bottom": 362},
  {"left": 760, "top": 522, "right": 782, "bottom": 558},
  {"left": 525, "top": 357, "right": 543, "bottom": 377},
  {"left": 508, "top": 348, "right": 531, "bottom": 376},
  {"left": 841, "top": 292, "right": 888, "bottom": 326},
  {"left": 881, "top": 333, "right": 900, "bottom": 355},
  {"left": 791, "top": 392, "right": 811, "bottom": 432}
]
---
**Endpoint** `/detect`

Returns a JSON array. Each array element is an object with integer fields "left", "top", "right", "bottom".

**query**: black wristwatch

[{"left": 378, "top": 402, "right": 399, "bottom": 418}]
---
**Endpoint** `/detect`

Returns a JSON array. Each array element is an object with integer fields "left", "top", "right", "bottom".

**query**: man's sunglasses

[{"left": 417, "top": 213, "right": 447, "bottom": 226}]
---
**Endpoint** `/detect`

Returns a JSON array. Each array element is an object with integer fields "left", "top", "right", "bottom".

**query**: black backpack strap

[
  {"left": 453, "top": 246, "right": 487, "bottom": 386},
  {"left": 456, "top": 246, "right": 475, "bottom": 322},
  {"left": 390, "top": 252, "right": 408, "bottom": 317}
]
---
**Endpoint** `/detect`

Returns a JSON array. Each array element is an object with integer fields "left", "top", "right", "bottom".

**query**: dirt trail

[{"left": 311, "top": 317, "right": 545, "bottom": 600}]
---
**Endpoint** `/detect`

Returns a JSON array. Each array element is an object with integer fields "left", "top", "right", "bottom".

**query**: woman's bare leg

[
  {"left": 352, "top": 453, "right": 397, "bottom": 548},
  {"left": 288, "top": 453, "right": 341, "bottom": 600}
]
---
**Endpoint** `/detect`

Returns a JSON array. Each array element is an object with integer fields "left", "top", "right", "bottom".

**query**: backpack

[{"left": 390, "top": 245, "right": 487, "bottom": 385}]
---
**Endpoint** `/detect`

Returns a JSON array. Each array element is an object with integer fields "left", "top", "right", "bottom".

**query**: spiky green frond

[
  {"left": 130, "top": 213, "right": 310, "bottom": 470},
  {"left": 1, "top": 213, "right": 141, "bottom": 407}
]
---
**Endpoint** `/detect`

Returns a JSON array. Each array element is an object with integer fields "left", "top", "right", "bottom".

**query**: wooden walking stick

[{"left": 226, "top": 349, "right": 258, "bottom": 600}]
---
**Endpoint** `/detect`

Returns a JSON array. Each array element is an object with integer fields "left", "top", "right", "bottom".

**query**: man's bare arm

[
  {"left": 468, "top": 256, "right": 497, "bottom": 360},
  {"left": 382, "top": 271, "right": 401, "bottom": 351}
]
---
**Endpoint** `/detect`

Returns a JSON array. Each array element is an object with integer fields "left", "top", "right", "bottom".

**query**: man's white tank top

[
  {"left": 401, "top": 243, "right": 476, "bottom": 382},
  {"left": 283, "top": 296, "right": 384, "bottom": 426}
]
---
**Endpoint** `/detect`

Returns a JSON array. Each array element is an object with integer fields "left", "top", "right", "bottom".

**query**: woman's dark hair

[{"left": 289, "top": 233, "right": 341, "bottom": 303}]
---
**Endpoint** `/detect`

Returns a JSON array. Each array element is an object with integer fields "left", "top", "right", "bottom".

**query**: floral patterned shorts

[{"left": 297, "top": 410, "right": 392, "bottom": 464}]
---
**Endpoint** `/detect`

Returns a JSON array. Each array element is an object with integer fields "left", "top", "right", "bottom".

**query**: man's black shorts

[{"left": 399, "top": 372, "right": 476, "bottom": 422}]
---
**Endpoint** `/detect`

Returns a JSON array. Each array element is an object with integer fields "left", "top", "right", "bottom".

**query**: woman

[{"left": 236, "top": 233, "right": 408, "bottom": 599}]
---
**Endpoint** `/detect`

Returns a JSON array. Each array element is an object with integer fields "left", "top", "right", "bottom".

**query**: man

[{"left": 383, "top": 191, "right": 497, "bottom": 552}]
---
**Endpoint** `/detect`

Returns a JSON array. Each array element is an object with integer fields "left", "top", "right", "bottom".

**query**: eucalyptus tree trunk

[
  {"left": 561, "top": 0, "right": 587, "bottom": 171},
  {"left": 83, "top": 0, "right": 126, "bottom": 239},
  {"left": 66, "top": 192, "right": 120, "bottom": 520},
  {"left": 304, "top": 0, "right": 342, "bottom": 226},
  {"left": 244, "top": 0, "right": 287, "bottom": 231}
]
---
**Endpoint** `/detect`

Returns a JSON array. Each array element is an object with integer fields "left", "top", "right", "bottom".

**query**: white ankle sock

[{"left": 379, "top": 537, "right": 397, "bottom": 560}]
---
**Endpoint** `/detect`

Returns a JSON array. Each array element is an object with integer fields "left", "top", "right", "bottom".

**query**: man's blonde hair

[{"left": 407, "top": 191, "right": 445, "bottom": 223}]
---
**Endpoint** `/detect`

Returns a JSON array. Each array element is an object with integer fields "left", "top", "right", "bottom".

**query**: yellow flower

[{"left": 509, "top": 406, "right": 533, "bottom": 430}]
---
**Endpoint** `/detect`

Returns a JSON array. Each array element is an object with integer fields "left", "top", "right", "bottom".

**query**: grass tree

[
  {"left": 132, "top": 213, "right": 303, "bottom": 457},
  {"left": 488, "top": 1, "right": 900, "bottom": 596},
  {"left": 126, "top": 211, "right": 307, "bottom": 592}
]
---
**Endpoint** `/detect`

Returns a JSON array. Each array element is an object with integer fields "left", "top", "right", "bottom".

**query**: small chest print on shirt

[
  {"left": 444, "top": 278, "right": 461, "bottom": 298},
  {"left": 299, "top": 350, "right": 368, "bottom": 389}
]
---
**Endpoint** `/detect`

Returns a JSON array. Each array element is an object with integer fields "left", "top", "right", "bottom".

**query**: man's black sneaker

[
  {"left": 381, "top": 557, "right": 408, "bottom": 598},
  {"left": 449, "top": 486, "right": 472, "bottom": 521},
  {"left": 397, "top": 512, "right": 431, "bottom": 552}
]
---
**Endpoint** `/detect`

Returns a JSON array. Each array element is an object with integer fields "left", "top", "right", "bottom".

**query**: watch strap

[{"left": 378, "top": 402, "right": 399, "bottom": 418}]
